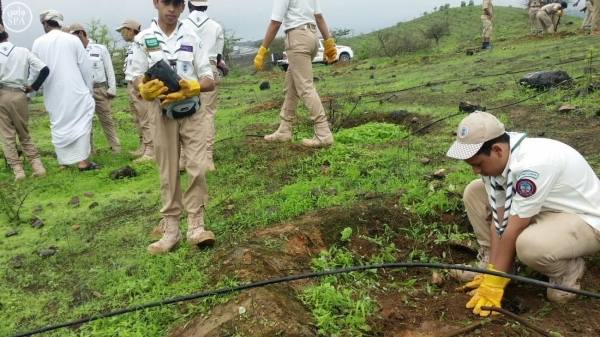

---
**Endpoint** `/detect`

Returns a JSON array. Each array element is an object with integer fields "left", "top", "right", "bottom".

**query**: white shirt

[
  {"left": 123, "top": 44, "right": 134, "bottom": 81},
  {"left": 85, "top": 42, "right": 116, "bottom": 95},
  {"left": 183, "top": 11, "right": 224, "bottom": 63},
  {"left": 131, "top": 19, "right": 213, "bottom": 83},
  {"left": 0, "top": 42, "right": 46, "bottom": 89},
  {"left": 271, "top": 0, "right": 321, "bottom": 33}
]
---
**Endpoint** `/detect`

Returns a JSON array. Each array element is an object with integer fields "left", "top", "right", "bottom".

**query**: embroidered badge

[
  {"left": 459, "top": 126, "right": 468, "bottom": 138},
  {"left": 180, "top": 45, "right": 193, "bottom": 52},
  {"left": 145, "top": 37, "right": 162, "bottom": 53},
  {"left": 181, "top": 62, "right": 189, "bottom": 73},
  {"left": 516, "top": 179, "right": 537, "bottom": 198},
  {"left": 90, "top": 53, "right": 100, "bottom": 57},
  {"left": 517, "top": 170, "right": 539, "bottom": 180}
]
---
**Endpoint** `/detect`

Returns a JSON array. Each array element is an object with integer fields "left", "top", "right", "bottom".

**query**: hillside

[{"left": 2, "top": 7, "right": 600, "bottom": 337}]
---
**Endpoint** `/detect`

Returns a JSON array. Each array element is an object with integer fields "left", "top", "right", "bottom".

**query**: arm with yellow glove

[
  {"left": 322, "top": 38, "right": 337, "bottom": 64},
  {"left": 138, "top": 75, "right": 169, "bottom": 102},
  {"left": 466, "top": 265, "right": 510, "bottom": 317},
  {"left": 254, "top": 46, "right": 269, "bottom": 71},
  {"left": 158, "top": 79, "right": 201, "bottom": 107}
]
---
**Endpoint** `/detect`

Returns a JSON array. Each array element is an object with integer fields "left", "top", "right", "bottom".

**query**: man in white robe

[{"left": 30, "top": 10, "right": 102, "bottom": 170}]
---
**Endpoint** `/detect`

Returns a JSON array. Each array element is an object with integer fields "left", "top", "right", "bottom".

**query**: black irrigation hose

[{"left": 10, "top": 263, "right": 600, "bottom": 337}]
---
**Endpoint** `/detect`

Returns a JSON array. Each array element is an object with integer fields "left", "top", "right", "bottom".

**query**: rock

[
  {"left": 259, "top": 81, "right": 270, "bottom": 90},
  {"left": 83, "top": 192, "right": 94, "bottom": 198},
  {"left": 39, "top": 248, "right": 56, "bottom": 258},
  {"left": 5, "top": 230, "right": 18, "bottom": 237},
  {"left": 459, "top": 100, "right": 485, "bottom": 113},
  {"left": 433, "top": 169, "right": 447, "bottom": 178},
  {"left": 465, "top": 86, "right": 485, "bottom": 93},
  {"left": 89, "top": 202, "right": 99, "bottom": 209},
  {"left": 595, "top": 108, "right": 600, "bottom": 117},
  {"left": 109, "top": 166, "right": 137, "bottom": 180},
  {"left": 68, "top": 197, "right": 80, "bottom": 206},
  {"left": 419, "top": 158, "right": 430, "bottom": 165},
  {"left": 369, "top": 65, "right": 376, "bottom": 70},
  {"left": 430, "top": 87, "right": 442, "bottom": 92},
  {"left": 313, "top": 77, "right": 320, "bottom": 82},
  {"left": 519, "top": 70, "right": 572, "bottom": 89},
  {"left": 310, "top": 188, "right": 321, "bottom": 197},
  {"left": 391, "top": 74, "right": 396, "bottom": 78},
  {"left": 466, "top": 49, "right": 474, "bottom": 56},
  {"left": 9, "top": 255, "right": 24, "bottom": 268},
  {"left": 557, "top": 105, "right": 577, "bottom": 113},
  {"left": 325, "top": 187, "right": 338, "bottom": 196},
  {"left": 411, "top": 117, "right": 419, "bottom": 123},
  {"left": 72, "top": 225, "right": 81, "bottom": 231},
  {"left": 583, "top": 67, "right": 597, "bottom": 75},
  {"left": 390, "top": 110, "right": 408, "bottom": 120},
  {"left": 561, "top": 96, "right": 571, "bottom": 102},
  {"left": 30, "top": 217, "right": 44, "bottom": 229},
  {"left": 431, "top": 272, "right": 443, "bottom": 286},
  {"left": 226, "top": 204, "right": 234, "bottom": 210},
  {"left": 32, "top": 205, "right": 43, "bottom": 213},
  {"left": 355, "top": 189, "right": 365, "bottom": 196},
  {"left": 369, "top": 74, "right": 375, "bottom": 79},
  {"left": 126, "top": 265, "right": 138, "bottom": 276},
  {"left": 364, "top": 191, "right": 379, "bottom": 199},
  {"left": 395, "top": 188, "right": 406, "bottom": 197},
  {"left": 266, "top": 206, "right": 278, "bottom": 215}
]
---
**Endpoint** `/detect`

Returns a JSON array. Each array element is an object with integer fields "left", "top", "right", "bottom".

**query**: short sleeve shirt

[
  {"left": 271, "top": 0, "right": 321, "bottom": 32},
  {"left": 482, "top": 0, "right": 494, "bottom": 15},
  {"left": 508, "top": 138, "right": 600, "bottom": 232}
]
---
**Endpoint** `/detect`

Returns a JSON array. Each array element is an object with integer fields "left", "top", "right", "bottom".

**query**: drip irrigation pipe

[{"left": 10, "top": 263, "right": 600, "bottom": 337}]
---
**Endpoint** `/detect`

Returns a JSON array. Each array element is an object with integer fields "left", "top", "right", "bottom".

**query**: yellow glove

[
  {"left": 323, "top": 38, "right": 337, "bottom": 64},
  {"left": 138, "top": 76, "right": 168, "bottom": 102},
  {"left": 254, "top": 46, "right": 268, "bottom": 71},
  {"left": 557, "top": 10, "right": 563, "bottom": 16},
  {"left": 466, "top": 266, "right": 510, "bottom": 317},
  {"left": 455, "top": 274, "right": 485, "bottom": 292},
  {"left": 159, "top": 79, "right": 201, "bottom": 107}
]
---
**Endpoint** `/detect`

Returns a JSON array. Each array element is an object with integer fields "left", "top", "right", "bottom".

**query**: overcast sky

[{"left": 2, "top": 0, "right": 531, "bottom": 49}]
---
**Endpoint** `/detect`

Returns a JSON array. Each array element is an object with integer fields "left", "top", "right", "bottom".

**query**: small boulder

[
  {"left": 89, "top": 202, "right": 99, "bottom": 209},
  {"left": 32, "top": 205, "right": 43, "bottom": 213},
  {"left": 519, "top": 70, "right": 572, "bottom": 89},
  {"left": 259, "top": 82, "right": 270, "bottom": 90},
  {"left": 466, "top": 86, "right": 485, "bottom": 93},
  {"left": 30, "top": 217, "right": 44, "bottom": 229},
  {"left": 109, "top": 166, "right": 137, "bottom": 180},
  {"left": 83, "top": 192, "right": 94, "bottom": 198},
  {"left": 557, "top": 105, "right": 577, "bottom": 113},
  {"left": 68, "top": 197, "right": 80, "bottom": 206},
  {"left": 419, "top": 158, "right": 431, "bottom": 165},
  {"left": 459, "top": 101, "right": 485, "bottom": 113},
  {"left": 5, "top": 230, "right": 18, "bottom": 238}
]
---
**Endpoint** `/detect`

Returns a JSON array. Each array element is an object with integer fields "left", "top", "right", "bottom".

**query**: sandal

[
  {"left": 78, "top": 161, "right": 102, "bottom": 171},
  {"left": 59, "top": 165, "right": 69, "bottom": 170}
]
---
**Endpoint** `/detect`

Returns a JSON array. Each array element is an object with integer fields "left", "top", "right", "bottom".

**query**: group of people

[{"left": 0, "top": 0, "right": 338, "bottom": 255}]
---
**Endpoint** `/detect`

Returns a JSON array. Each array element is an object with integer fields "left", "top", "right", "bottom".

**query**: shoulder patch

[
  {"left": 145, "top": 37, "right": 159, "bottom": 48},
  {"left": 516, "top": 179, "right": 537, "bottom": 198},
  {"left": 516, "top": 170, "right": 539, "bottom": 180}
]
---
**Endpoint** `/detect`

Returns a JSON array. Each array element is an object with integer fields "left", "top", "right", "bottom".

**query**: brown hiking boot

[
  {"left": 132, "top": 145, "right": 155, "bottom": 164},
  {"left": 547, "top": 257, "right": 586, "bottom": 303},
  {"left": 264, "top": 120, "right": 292, "bottom": 142},
  {"left": 206, "top": 152, "right": 215, "bottom": 172},
  {"left": 30, "top": 158, "right": 47, "bottom": 177},
  {"left": 301, "top": 122, "right": 333, "bottom": 148},
  {"left": 128, "top": 142, "right": 145, "bottom": 157},
  {"left": 12, "top": 164, "right": 26, "bottom": 181},
  {"left": 147, "top": 216, "right": 182, "bottom": 254},
  {"left": 187, "top": 210, "right": 215, "bottom": 248}
]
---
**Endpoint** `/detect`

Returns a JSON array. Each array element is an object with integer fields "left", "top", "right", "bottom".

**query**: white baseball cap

[{"left": 446, "top": 111, "right": 505, "bottom": 160}]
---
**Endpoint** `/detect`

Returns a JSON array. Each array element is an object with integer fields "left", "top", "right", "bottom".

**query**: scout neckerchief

[
  {"left": 187, "top": 16, "right": 210, "bottom": 29},
  {"left": 488, "top": 132, "right": 527, "bottom": 237}
]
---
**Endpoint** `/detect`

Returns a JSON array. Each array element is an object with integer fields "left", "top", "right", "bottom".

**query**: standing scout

[
  {"left": 537, "top": 2, "right": 567, "bottom": 34},
  {"left": 528, "top": 0, "right": 542, "bottom": 34},
  {"left": 254, "top": 0, "right": 336, "bottom": 147},
  {"left": 447, "top": 112, "right": 600, "bottom": 317},
  {"left": 131, "top": 0, "right": 216, "bottom": 254},
  {"left": 182, "top": 0, "right": 224, "bottom": 172},
  {"left": 70, "top": 23, "right": 121, "bottom": 154},
  {"left": 0, "top": 24, "right": 49, "bottom": 181},
  {"left": 481, "top": 0, "right": 493, "bottom": 50},
  {"left": 574, "top": 0, "right": 595, "bottom": 30},
  {"left": 116, "top": 19, "right": 157, "bottom": 162}
]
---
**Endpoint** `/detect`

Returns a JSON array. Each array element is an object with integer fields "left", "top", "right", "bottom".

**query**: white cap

[
  {"left": 190, "top": 0, "right": 210, "bottom": 5},
  {"left": 39, "top": 10, "right": 64, "bottom": 27},
  {"left": 446, "top": 111, "right": 506, "bottom": 160}
]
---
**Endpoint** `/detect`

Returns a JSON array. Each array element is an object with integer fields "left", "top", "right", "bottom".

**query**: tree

[
  {"left": 461, "top": 1, "right": 466, "bottom": 7},
  {"left": 222, "top": 28, "right": 242, "bottom": 63},
  {"left": 86, "top": 18, "right": 119, "bottom": 54},
  {"left": 468, "top": 0, "right": 475, "bottom": 6},
  {"left": 422, "top": 21, "right": 451, "bottom": 46},
  {"left": 330, "top": 28, "right": 351, "bottom": 41}
]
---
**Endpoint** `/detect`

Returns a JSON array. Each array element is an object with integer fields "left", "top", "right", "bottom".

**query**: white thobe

[{"left": 30, "top": 29, "right": 95, "bottom": 164}]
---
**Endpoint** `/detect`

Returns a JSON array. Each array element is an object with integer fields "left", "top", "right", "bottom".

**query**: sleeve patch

[
  {"left": 516, "top": 179, "right": 537, "bottom": 198},
  {"left": 516, "top": 170, "right": 539, "bottom": 180}
]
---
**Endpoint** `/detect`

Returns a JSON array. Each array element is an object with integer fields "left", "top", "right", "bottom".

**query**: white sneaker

[
  {"left": 448, "top": 247, "right": 490, "bottom": 282},
  {"left": 547, "top": 257, "right": 585, "bottom": 303}
]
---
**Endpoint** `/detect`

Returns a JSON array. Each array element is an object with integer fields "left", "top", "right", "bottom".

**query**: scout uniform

[
  {"left": 182, "top": 0, "right": 224, "bottom": 172},
  {"left": 528, "top": 0, "right": 542, "bottom": 34},
  {"left": 481, "top": 0, "right": 493, "bottom": 49},
  {"left": 537, "top": 3, "right": 562, "bottom": 33},
  {"left": 448, "top": 112, "right": 600, "bottom": 305},
  {"left": 0, "top": 24, "right": 48, "bottom": 180},
  {"left": 116, "top": 19, "right": 157, "bottom": 160},
  {"left": 70, "top": 23, "right": 121, "bottom": 154},
  {"left": 131, "top": 18, "right": 215, "bottom": 254}
]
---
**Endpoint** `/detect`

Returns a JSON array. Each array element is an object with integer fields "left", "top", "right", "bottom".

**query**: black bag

[{"left": 144, "top": 60, "right": 182, "bottom": 93}]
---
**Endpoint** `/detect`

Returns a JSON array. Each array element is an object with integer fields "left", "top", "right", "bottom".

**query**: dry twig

[
  {"left": 442, "top": 321, "right": 485, "bottom": 337},
  {"left": 481, "top": 306, "right": 553, "bottom": 337}
]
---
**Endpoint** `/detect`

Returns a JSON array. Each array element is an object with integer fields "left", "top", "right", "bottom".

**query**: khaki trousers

[
  {"left": 591, "top": 0, "right": 600, "bottom": 31},
  {"left": 0, "top": 88, "right": 41, "bottom": 166},
  {"left": 280, "top": 28, "right": 328, "bottom": 125},
  {"left": 481, "top": 15, "right": 493, "bottom": 38},
  {"left": 537, "top": 11, "right": 555, "bottom": 33},
  {"left": 529, "top": 7, "right": 541, "bottom": 33},
  {"left": 126, "top": 83, "right": 155, "bottom": 147},
  {"left": 154, "top": 105, "right": 208, "bottom": 216},
  {"left": 202, "top": 63, "right": 221, "bottom": 155},
  {"left": 583, "top": 1, "right": 594, "bottom": 28},
  {"left": 464, "top": 179, "right": 600, "bottom": 278},
  {"left": 92, "top": 85, "right": 120, "bottom": 151}
]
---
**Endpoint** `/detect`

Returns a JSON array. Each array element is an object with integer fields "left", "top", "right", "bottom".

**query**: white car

[{"left": 276, "top": 39, "right": 353, "bottom": 71}]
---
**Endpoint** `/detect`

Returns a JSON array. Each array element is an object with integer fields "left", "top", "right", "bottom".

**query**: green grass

[{"left": 1, "top": 5, "right": 600, "bottom": 336}]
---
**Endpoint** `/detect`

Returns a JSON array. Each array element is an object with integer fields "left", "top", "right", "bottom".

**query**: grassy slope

[{"left": 1, "top": 6, "right": 599, "bottom": 336}]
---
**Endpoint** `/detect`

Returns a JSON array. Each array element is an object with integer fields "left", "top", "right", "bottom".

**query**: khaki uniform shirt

[{"left": 482, "top": 0, "right": 493, "bottom": 16}]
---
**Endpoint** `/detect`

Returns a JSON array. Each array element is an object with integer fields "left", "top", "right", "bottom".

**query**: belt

[
  {"left": 285, "top": 23, "right": 317, "bottom": 34},
  {"left": 93, "top": 82, "right": 106, "bottom": 88},
  {"left": 0, "top": 84, "right": 25, "bottom": 92}
]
